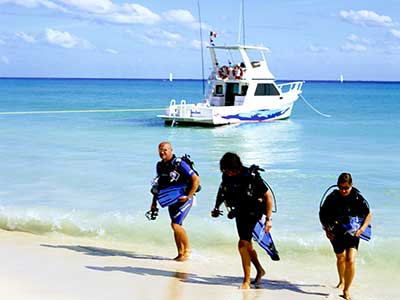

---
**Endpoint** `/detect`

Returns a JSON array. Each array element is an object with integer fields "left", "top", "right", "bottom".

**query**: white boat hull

[{"left": 158, "top": 102, "right": 295, "bottom": 126}]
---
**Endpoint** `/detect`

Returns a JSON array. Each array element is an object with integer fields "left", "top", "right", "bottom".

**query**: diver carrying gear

[{"left": 319, "top": 185, "right": 370, "bottom": 237}]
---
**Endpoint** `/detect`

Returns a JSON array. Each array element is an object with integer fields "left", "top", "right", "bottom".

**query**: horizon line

[{"left": 0, "top": 76, "right": 399, "bottom": 83}]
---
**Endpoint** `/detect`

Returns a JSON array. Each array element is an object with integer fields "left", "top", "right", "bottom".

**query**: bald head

[{"left": 158, "top": 141, "right": 174, "bottom": 162}]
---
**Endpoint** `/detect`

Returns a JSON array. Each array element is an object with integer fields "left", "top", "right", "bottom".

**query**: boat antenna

[
  {"left": 237, "top": 0, "right": 246, "bottom": 45},
  {"left": 237, "top": 1, "right": 242, "bottom": 44},
  {"left": 197, "top": 0, "right": 206, "bottom": 97},
  {"left": 241, "top": 0, "right": 246, "bottom": 46}
]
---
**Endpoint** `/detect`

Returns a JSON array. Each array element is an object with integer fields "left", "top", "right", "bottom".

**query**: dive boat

[{"left": 158, "top": 44, "right": 304, "bottom": 126}]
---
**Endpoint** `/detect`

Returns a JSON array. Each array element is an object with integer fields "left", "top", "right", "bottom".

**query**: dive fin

[
  {"left": 342, "top": 216, "right": 372, "bottom": 242},
  {"left": 252, "top": 220, "right": 280, "bottom": 261},
  {"left": 157, "top": 184, "right": 187, "bottom": 208}
]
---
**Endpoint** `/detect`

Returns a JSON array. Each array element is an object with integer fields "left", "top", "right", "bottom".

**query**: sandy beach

[{"left": 0, "top": 229, "right": 351, "bottom": 300}]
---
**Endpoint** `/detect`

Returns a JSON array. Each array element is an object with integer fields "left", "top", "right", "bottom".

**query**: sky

[{"left": 0, "top": 0, "right": 400, "bottom": 81}]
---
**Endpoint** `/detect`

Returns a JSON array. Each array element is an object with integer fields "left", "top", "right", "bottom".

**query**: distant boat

[
  {"left": 340, "top": 74, "right": 344, "bottom": 83},
  {"left": 169, "top": 72, "right": 173, "bottom": 82}
]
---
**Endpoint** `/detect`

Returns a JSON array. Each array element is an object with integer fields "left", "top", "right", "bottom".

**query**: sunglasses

[
  {"left": 223, "top": 169, "right": 240, "bottom": 176},
  {"left": 338, "top": 185, "right": 351, "bottom": 191}
]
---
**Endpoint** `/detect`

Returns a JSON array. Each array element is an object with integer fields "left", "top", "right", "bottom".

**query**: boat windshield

[{"left": 212, "top": 47, "right": 266, "bottom": 69}]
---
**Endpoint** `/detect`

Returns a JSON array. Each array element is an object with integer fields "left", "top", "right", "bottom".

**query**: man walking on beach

[
  {"left": 150, "top": 141, "right": 200, "bottom": 261},
  {"left": 211, "top": 152, "right": 274, "bottom": 289}
]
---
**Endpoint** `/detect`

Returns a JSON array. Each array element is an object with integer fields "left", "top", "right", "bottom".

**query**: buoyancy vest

[
  {"left": 156, "top": 155, "right": 192, "bottom": 189},
  {"left": 319, "top": 187, "right": 370, "bottom": 234},
  {"left": 216, "top": 167, "right": 268, "bottom": 218}
]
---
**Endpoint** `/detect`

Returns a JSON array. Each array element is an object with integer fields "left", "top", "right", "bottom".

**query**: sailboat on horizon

[{"left": 340, "top": 74, "right": 344, "bottom": 83}]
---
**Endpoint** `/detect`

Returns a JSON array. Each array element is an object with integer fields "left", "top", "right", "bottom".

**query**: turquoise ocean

[{"left": 0, "top": 78, "right": 399, "bottom": 298}]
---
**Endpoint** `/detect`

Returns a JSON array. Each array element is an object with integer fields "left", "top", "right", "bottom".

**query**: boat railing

[
  {"left": 277, "top": 81, "right": 304, "bottom": 94},
  {"left": 168, "top": 99, "right": 197, "bottom": 118}
]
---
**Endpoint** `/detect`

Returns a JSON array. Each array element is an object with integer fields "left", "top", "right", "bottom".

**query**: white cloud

[
  {"left": 45, "top": 28, "right": 78, "bottom": 48},
  {"left": 45, "top": 28, "right": 92, "bottom": 49},
  {"left": 340, "top": 42, "right": 367, "bottom": 52},
  {"left": 190, "top": 39, "right": 209, "bottom": 50},
  {"left": 390, "top": 29, "right": 400, "bottom": 39},
  {"left": 0, "top": 0, "right": 67, "bottom": 11},
  {"left": 307, "top": 45, "right": 328, "bottom": 53},
  {"left": 339, "top": 10, "right": 394, "bottom": 27},
  {"left": 346, "top": 34, "right": 372, "bottom": 45},
  {"left": 164, "top": 9, "right": 196, "bottom": 24},
  {"left": 1, "top": 0, "right": 161, "bottom": 25},
  {"left": 58, "top": 0, "right": 113, "bottom": 14},
  {"left": 105, "top": 48, "right": 118, "bottom": 54},
  {"left": 163, "top": 9, "right": 210, "bottom": 31},
  {"left": 1, "top": 55, "right": 10, "bottom": 64},
  {"left": 157, "top": 30, "right": 182, "bottom": 41},
  {"left": 103, "top": 4, "right": 160, "bottom": 24},
  {"left": 127, "top": 28, "right": 182, "bottom": 48},
  {"left": 16, "top": 32, "right": 36, "bottom": 43}
]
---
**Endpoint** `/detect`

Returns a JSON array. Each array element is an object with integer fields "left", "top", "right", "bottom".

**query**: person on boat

[
  {"left": 211, "top": 152, "right": 274, "bottom": 289},
  {"left": 319, "top": 172, "right": 372, "bottom": 300},
  {"left": 150, "top": 141, "right": 200, "bottom": 261}
]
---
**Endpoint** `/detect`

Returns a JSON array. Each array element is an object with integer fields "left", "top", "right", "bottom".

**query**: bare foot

[
  {"left": 239, "top": 282, "right": 250, "bottom": 289},
  {"left": 341, "top": 289, "right": 350, "bottom": 300},
  {"left": 336, "top": 282, "right": 345, "bottom": 289},
  {"left": 184, "top": 249, "right": 191, "bottom": 259},
  {"left": 173, "top": 254, "right": 188, "bottom": 262},
  {"left": 252, "top": 269, "right": 266, "bottom": 287}
]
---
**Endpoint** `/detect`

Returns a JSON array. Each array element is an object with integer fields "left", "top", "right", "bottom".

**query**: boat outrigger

[{"left": 158, "top": 44, "right": 304, "bottom": 126}]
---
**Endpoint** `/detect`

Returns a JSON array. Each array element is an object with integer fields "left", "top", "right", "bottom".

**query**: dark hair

[
  {"left": 337, "top": 172, "right": 352, "bottom": 185},
  {"left": 220, "top": 152, "right": 243, "bottom": 172}
]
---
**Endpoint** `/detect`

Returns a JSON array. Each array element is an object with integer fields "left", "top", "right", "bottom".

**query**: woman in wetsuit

[{"left": 319, "top": 172, "right": 372, "bottom": 300}]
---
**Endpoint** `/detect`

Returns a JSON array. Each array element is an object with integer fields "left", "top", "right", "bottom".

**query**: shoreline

[{"left": 0, "top": 229, "right": 357, "bottom": 300}]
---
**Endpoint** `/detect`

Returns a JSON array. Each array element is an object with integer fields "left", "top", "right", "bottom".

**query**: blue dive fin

[
  {"left": 342, "top": 216, "right": 372, "bottom": 242},
  {"left": 360, "top": 225, "right": 371, "bottom": 241},
  {"left": 157, "top": 184, "right": 187, "bottom": 208},
  {"left": 252, "top": 220, "right": 280, "bottom": 261}
]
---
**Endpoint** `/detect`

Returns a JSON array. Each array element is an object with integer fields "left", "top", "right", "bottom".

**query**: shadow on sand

[
  {"left": 41, "top": 243, "right": 329, "bottom": 297},
  {"left": 41, "top": 244, "right": 170, "bottom": 261}
]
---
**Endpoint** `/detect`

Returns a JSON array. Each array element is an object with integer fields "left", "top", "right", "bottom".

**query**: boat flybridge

[{"left": 157, "top": 44, "right": 304, "bottom": 126}]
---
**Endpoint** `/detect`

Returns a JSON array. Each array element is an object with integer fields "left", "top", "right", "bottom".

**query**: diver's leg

[
  {"left": 335, "top": 252, "right": 346, "bottom": 289},
  {"left": 238, "top": 240, "right": 252, "bottom": 289},
  {"left": 171, "top": 223, "right": 189, "bottom": 261},
  {"left": 249, "top": 245, "right": 265, "bottom": 286},
  {"left": 343, "top": 248, "right": 357, "bottom": 300},
  {"left": 169, "top": 199, "right": 192, "bottom": 261}
]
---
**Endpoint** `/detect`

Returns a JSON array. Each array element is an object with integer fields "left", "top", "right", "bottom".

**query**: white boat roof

[{"left": 207, "top": 45, "right": 271, "bottom": 52}]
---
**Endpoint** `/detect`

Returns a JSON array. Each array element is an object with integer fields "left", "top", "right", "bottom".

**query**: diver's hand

[
  {"left": 264, "top": 220, "right": 272, "bottom": 233},
  {"left": 354, "top": 228, "right": 364, "bottom": 238},
  {"left": 211, "top": 208, "right": 223, "bottom": 218},
  {"left": 323, "top": 227, "right": 335, "bottom": 240},
  {"left": 178, "top": 195, "right": 189, "bottom": 202}
]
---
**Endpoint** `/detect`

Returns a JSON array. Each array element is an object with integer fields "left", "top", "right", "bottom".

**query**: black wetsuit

[
  {"left": 319, "top": 188, "right": 370, "bottom": 253},
  {"left": 215, "top": 167, "right": 269, "bottom": 241}
]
